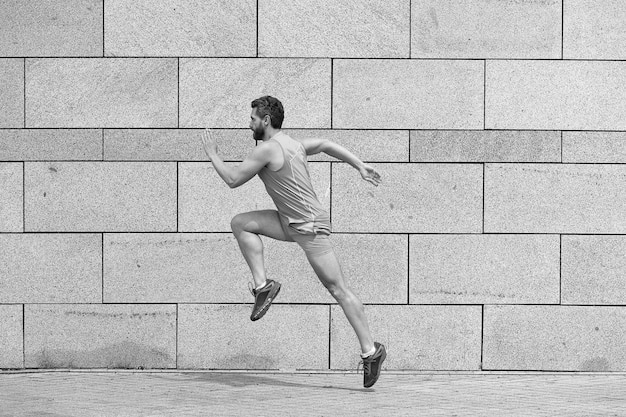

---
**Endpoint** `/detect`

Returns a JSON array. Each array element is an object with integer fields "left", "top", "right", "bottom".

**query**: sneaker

[
  {"left": 249, "top": 279, "right": 281, "bottom": 321},
  {"left": 359, "top": 342, "right": 386, "bottom": 388}
]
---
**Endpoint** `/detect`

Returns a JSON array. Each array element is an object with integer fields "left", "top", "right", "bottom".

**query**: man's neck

[{"left": 262, "top": 128, "right": 281, "bottom": 141}]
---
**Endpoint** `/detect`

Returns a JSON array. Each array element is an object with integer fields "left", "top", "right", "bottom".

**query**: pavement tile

[{"left": 1, "top": 371, "right": 624, "bottom": 416}]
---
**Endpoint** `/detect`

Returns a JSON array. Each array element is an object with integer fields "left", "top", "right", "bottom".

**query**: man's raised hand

[
  {"left": 201, "top": 128, "right": 218, "bottom": 160},
  {"left": 359, "top": 165, "right": 382, "bottom": 187}
]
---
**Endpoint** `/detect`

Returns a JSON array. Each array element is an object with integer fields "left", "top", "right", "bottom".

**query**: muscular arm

[
  {"left": 202, "top": 130, "right": 273, "bottom": 188},
  {"left": 300, "top": 137, "right": 382, "bottom": 186}
]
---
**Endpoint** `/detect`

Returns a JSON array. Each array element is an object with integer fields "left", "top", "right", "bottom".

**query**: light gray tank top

[{"left": 257, "top": 132, "right": 330, "bottom": 234}]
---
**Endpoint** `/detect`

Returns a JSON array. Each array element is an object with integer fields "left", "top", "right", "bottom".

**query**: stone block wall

[{"left": 1, "top": 0, "right": 625, "bottom": 372}]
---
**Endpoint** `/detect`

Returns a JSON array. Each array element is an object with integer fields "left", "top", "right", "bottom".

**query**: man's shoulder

[{"left": 255, "top": 139, "right": 281, "bottom": 156}]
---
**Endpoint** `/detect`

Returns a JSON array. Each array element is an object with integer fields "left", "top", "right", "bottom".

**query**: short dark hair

[{"left": 251, "top": 96, "right": 284, "bottom": 128}]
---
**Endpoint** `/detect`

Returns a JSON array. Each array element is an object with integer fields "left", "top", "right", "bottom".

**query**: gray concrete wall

[{"left": 1, "top": 0, "right": 625, "bottom": 371}]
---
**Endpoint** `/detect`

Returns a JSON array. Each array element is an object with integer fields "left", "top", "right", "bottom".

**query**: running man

[{"left": 201, "top": 96, "right": 386, "bottom": 388}]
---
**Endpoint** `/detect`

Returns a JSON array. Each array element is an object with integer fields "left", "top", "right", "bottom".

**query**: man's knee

[
  {"left": 326, "top": 283, "right": 348, "bottom": 302},
  {"left": 230, "top": 214, "right": 244, "bottom": 234}
]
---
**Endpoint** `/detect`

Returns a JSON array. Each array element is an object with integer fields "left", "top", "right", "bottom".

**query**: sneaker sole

[
  {"left": 250, "top": 284, "right": 281, "bottom": 321},
  {"left": 364, "top": 347, "right": 387, "bottom": 388}
]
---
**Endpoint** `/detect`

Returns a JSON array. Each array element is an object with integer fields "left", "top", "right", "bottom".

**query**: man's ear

[{"left": 264, "top": 115, "right": 271, "bottom": 126}]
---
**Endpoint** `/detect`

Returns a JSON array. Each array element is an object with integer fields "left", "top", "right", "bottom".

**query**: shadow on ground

[{"left": 156, "top": 372, "right": 371, "bottom": 393}]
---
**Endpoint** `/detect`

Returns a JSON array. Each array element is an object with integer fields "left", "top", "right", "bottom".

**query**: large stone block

[
  {"left": 332, "top": 163, "right": 482, "bottom": 233},
  {"left": 178, "top": 304, "right": 329, "bottom": 369},
  {"left": 412, "top": 0, "right": 561, "bottom": 59},
  {"left": 0, "top": 0, "right": 102, "bottom": 56},
  {"left": 333, "top": 59, "right": 483, "bottom": 129},
  {"left": 0, "top": 234, "right": 101, "bottom": 303},
  {"left": 410, "top": 130, "right": 561, "bottom": 163},
  {"left": 26, "top": 58, "right": 177, "bottom": 128},
  {"left": 263, "top": 233, "right": 408, "bottom": 304},
  {"left": 564, "top": 0, "right": 626, "bottom": 59},
  {"left": 562, "top": 236, "right": 626, "bottom": 305},
  {"left": 0, "top": 305, "right": 22, "bottom": 368},
  {"left": 259, "top": 0, "right": 409, "bottom": 58},
  {"left": 483, "top": 305, "right": 626, "bottom": 371},
  {"left": 562, "top": 131, "right": 626, "bottom": 163},
  {"left": 0, "top": 59, "right": 23, "bottom": 128},
  {"left": 25, "top": 162, "right": 177, "bottom": 232},
  {"left": 104, "top": 233, "right": 407, "bottom": 304},
  {"left": 284, "top": 129, "right": 409, "bottom": 162},
  {"left": 331, "top": 305, "right": 482, "bottom": 370},
  {"left": 104, "top": 129, "right": 252, "bottom": 161},
  {"left": 104, "top": 233, "right": 249, "bottom": 303},
  {"left": 0, "top": 163, "right": 22, "bottom": 232},
  {"left": 179, "top": 162, "right": 330, "bottom": 232},
  {"left": 485, "top": 164, "right": 626, "bottom": 233},
  {"left": 0, "top": 129, "right": 102, "bottom": 161},
  {"left": 409, "top": 235, "right": 560, "bottom": 304},
  {"left": 486, "top": 60, "right": 626, "bottom": 130},
  {"left": 180, "top": 59, "right": 331, "bottom": 128},
  {"left": 105, "top": 0, "right": 255, "bottom": 57},
  {"left": 24, "top": 304, "right": 176, "bottom": 369}
]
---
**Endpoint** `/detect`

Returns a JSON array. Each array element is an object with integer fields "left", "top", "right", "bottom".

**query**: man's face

[{"left": 250, "top": 108, "right": 266, "bottom": 141}]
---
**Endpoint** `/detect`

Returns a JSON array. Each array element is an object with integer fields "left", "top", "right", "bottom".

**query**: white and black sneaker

[{"left": 249, "top": 279, "right": 281, "bottom": 321}]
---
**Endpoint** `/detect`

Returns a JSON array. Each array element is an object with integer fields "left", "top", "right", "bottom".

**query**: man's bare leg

[
  {"left": 230, "top": 210, "right": 291, "bottom": 288},
  {"left": 306, "top": 250, "right": 375, "bottom": 355}
]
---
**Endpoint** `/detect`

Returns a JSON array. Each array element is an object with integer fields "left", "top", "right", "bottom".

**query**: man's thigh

[
  {"left": 232, "top": 210, "right": 294, "bottom": 242},
  {"left": 304, "top": 247, "right": 346, "bottom": 289}
]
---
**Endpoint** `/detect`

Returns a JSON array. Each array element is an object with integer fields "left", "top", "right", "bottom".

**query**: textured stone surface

[
  {"left": 331, "top": 305, "right": 482, "bottom": 370},
  {"left": 564, "top": 0, "right": 626, "bottom": 59},
  {"left": 263, "top": 233, "right": 408, "bottom": 304},
  {"left": 412, "top": 0, "right": 561, "bottom": 58},
  {"left": 104, "top": 233, "right": 407, "bottom": 304},
  {"left": 178, "top": 304, "right": 328, "bottom": 369},
  {"left": 0, "top": 129, "right": 102, "bottom": 161},
  {"left": 104, "top": 233, "right": 249, "bottom": 303},
  {"left": 25, "top": 162, "right": 177, "bottom": 232},
  {"left": 410, "top": 130, "right": 561, "bottom": 162},
  {"left": 284, "top": 130, "right": 409, "bottom": 162},
  {"left": 105, "top": 0, "right": 255, "bottom": 57},
  {"left": 0, "top": 0, "right": 102, "bottom": 56},
  {"left": 3, "top": 373, "right": 626, "bottom": 417},
  {"left": 180, "top": 59, "right": 331, "bottom": 128},
  {"left": 26, "top": 58, "right": 177, "bottom": 128},
  {"left": 332, "top": 163, "right": 482, "bottom": 233},
  {"left": 484, "top": 305, "right": 626, "bottom": 371},
  {"left": 104, "top": 129, "right": 253, "bottom": 161},
  {"left": 0, "top": 163, "right": 22, "bottom": 232},
  {"left": 179, "top": 162, "right": 330, "bottom": 232},
  {"left": 486, "top": 61, "right": 626, "bottom": 130},
  {"left": 410, "top": 235, "right": 559, "bottom": 304},
  {"left": 562, "top": 131, "right": 626, "bottom": 163},
  {"left": 333, "top": 60, "right": 483, "bottom": 129},
  {"left": 25, "top": 304, "right": 176, "bottom": 369},
  {"left": 0, "top": 59, "right": 23, "bottom": 128},
  {"left": 485, "top": 164, "right": 626, "bottom": 233},
  {"left": 562, "top": 236, "right": 626, "bottom": 305},
  {"left": 259, "top": 0, "right": 409, "bottom": 58},
  {"left": 0, "top": 234, "right": 101, "bottom": 303},
  {"left": 0, "top": 305, "right": 22, "bottom": 368}
]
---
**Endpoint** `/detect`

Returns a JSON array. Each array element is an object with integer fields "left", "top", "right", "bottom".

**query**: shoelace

[{"left": 357, "top": 358, "right": 372, "bottom": 376}]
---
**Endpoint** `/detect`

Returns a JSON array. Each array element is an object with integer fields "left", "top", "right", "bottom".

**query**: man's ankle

[{"left": 361, "top": 345, "right": 376, "bottom": 359}]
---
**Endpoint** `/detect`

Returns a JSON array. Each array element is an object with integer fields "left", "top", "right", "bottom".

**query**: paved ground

[{"left": 1, "top": 370, "right": 625, "bottom": 416}]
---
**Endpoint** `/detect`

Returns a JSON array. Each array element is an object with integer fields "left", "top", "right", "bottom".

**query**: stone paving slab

[{"left": 1, "top": 371, "right": 624, "bottom": 417}]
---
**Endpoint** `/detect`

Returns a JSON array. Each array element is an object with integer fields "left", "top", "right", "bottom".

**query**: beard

[{"left": 252, "top": 124, "right": 265, "bottom": 141}]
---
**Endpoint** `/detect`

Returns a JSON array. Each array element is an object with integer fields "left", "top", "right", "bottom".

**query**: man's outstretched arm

[{"left": 300, "top": 138, "right": 382, "bottom": 186}]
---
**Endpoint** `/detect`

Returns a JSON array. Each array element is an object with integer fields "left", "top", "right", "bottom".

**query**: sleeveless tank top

[{"left": 257, "top": 132, "right": 330, "bottom": 235}]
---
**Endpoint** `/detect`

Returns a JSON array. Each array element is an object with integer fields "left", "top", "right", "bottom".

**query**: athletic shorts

[{"left": 278, "top": 213, "right": 334, "bottom": 258}]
